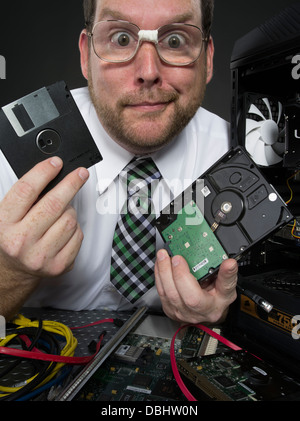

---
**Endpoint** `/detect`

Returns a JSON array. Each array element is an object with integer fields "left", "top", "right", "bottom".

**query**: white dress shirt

[{"left": 0, "top": 87, "right": 230, "bottom": 312}]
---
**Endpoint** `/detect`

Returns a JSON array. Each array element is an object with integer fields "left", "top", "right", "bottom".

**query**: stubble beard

[{"left": 88, "top": 68, "right": 207, "bottom": 155}]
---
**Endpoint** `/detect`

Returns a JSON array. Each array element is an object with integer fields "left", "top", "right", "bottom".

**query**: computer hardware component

[
  {"left": 244, "top": 93, "right": 286, "bottom": 166},
  {"left": 231, "top": 3, "right": 300, "bottom": 169},
  {"left": 0, "top": 80, "right": 102, "bottom": 191},
  {"left": 156, "top": 147, "right": 293, "bottom": 283},
  {"left": 67, "top": 315, "right": 300, "bottom": 402},
  {"left": 233, "top": 270, "right": 300, "bottom": 365},
  {"left": 178, "top": 347, "right": 300, "bottom": 401}
]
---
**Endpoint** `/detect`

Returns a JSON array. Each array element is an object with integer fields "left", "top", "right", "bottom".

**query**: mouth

[
  {"left": 120, "top": 90, "right": 179, "bottom": 114},
  {"left": 126, "top": 101, "right": 171, "bottom": 112}
]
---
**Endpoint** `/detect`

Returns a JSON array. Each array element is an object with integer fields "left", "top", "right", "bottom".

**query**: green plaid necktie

[{"left": 110, "top": 158, "right": 162, "bottom": 304}]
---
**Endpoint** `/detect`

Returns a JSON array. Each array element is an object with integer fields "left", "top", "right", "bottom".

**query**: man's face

[{"left": 79, "top": 0, "right": 214, "bottom": 155}]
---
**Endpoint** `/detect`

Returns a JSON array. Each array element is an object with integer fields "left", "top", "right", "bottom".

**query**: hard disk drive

[{"left": 156, "top": 147, "right": 293, "bottom": 282}]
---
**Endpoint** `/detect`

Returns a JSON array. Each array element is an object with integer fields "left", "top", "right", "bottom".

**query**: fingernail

[
  {"left": 78, "top": 168, "right": 89, "bottom": 181},
  {"left": 157, "top": 249, "right": 167, "bottom": 262},
  {"left": 50, "top": 157, "right": 63, "bottom": 168},
  {"left": 172, "top": 256, "right": 180, "bottom": 267}
]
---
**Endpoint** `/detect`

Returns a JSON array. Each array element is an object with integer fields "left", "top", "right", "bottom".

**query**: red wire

[
  {"left": 170, "top": 323, "right": 242, "bottom": 401},
  {"left": 0, "top": 333, "right": 106, "bottom": 365},
  {"left": 170, "top": 325, "right": 197, "bottom": 401},
  {"left": 194, "top": 324, "right": 242, "bottom": 351},
  {"left": 1, "top": 317, "right": 243, "bottom": 398},
  {"left": 70, "top": 318, "right": 114, "bottom": 330},
  {"left": 0, "top": 318, "right": 115, "bottom": 365}
]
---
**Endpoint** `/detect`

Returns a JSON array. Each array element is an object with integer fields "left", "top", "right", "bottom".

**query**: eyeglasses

[{"left": 87, "top": 20, "right": 207, "bottom": 66}]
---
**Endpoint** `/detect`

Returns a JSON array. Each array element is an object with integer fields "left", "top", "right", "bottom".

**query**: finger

[
  {"left": 24, "top": 166, "right": 89, "bottom": 240},
  {"left": 36, "top": 206, "right": 79, "bottom": 259},
  {"left": 215, "top": 258, "right": 238, "bottom": 297},
  {"left": 171, "top": 255, "right": 205, "bottom": 309},
  {"left": 0, "top": 157, "right": 64, "bottom": 223},
  {"left": 155, "top": 250, "right": 186, "bottom": 321},
  {"left": 44, "top": 224, "right": 84, "bottom": 276},
  {"left": 155, "top": 249, "right": 173, "bottom": 298},
  {"left": 171, "top": 255, "right": 232, "bottom": 323}
]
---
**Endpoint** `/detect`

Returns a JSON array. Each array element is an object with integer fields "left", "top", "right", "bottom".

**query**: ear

[
  {"left": 79, "top": 29, "right": 89, "bottom": 80},
  {"left": 205, "top": 37, "right": 214, "bottom": 84}
]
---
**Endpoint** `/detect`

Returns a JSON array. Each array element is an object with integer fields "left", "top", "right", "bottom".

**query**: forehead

[{"left": 94, "top": 0, "right": 202, "bottom": 28}]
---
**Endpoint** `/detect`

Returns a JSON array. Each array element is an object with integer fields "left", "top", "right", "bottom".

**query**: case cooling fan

[{"left": 244, "top": 94, "right": 286, "bottom": 167}]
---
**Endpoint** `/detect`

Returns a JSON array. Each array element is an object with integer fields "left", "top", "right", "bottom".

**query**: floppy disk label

[{"left": 2, "top": 87, "right": 59, "bottom": 137}]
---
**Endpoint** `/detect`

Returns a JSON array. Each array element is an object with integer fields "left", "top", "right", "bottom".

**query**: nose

[{"left": 133, "top": 42, "right": 162, "bottom": 88}]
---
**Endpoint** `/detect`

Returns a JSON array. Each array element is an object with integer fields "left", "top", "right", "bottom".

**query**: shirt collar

[
  {"left": 73, "top": 87, "right": 188, "bottom": 195},
  {"left": 95, "top": 127, "right": 188, "bottom": 197}
]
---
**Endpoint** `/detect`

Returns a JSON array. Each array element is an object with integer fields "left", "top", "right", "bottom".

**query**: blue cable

[{"left": 16, "top": 367, "right": 72, "bottom": 401}]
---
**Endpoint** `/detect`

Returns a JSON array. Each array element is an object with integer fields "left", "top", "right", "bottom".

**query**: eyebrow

[
  {"left": 98, "top": 8, "right": 196, "bottom": 25},
  {"left": 99, "top": 8, "right": 129, "bottom": 21}
]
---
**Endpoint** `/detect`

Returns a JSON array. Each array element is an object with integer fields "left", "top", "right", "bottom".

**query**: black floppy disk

[
  {"left": 156, "top": 147, "right": 293, "bottom": 283},
  {"left": 0, "top": 81, "right": 102, "bottom": 190}
]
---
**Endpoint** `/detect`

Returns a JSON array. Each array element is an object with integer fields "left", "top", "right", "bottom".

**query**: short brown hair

[{"left": 83, "top": 0, "right": 214, "bottom": 38}]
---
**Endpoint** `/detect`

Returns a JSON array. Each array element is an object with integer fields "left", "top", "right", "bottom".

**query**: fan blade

[
  {"left": 264, "top": 145, "right": 283, "bottom": 165},
  {"left": 260, "top": 120, "right": 279, "bottom": 145},
  {"left": 262, "top": 98, "right": 273, "bottom": 120},
  {"left": 246, "top": 118, "right": 262, "bottom": 135},
  {"left": 252, "top": 139, "right": 270, "bottom": 166},
  {"left": 245, "top": 97, "right": 285, "bottom": 166},
  {"left": 277, "top": 101, "right": 283, "bottom": 125},
  {"left": 251, "top": 140, "right": 283, "bottom": 167},
  {"left": 248, "top": 104, "right": 266, "bottom": 120},
  {"left": 245, "top": 129, "right": 261, "bottom": 157}
]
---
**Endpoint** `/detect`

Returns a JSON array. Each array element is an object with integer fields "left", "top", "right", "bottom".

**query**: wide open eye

[
  {"left": 165, "top": 33, "right": 186, "bottom": 49},
  {"left": 111, "top": 31, "right": 136, "bottom": 47}
]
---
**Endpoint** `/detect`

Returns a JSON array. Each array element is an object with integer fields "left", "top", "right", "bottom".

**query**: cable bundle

[{"left": 0, "top": 314, "right": 110, "bottom": 401}]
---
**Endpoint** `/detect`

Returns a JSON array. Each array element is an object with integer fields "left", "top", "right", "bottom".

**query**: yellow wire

[
  {"left": 286, "top": 170, "right": 300, "bottom": 205},
  {"left": 291, "top": 219, "right": 300, "bottom": 240},
  {"left": 284, "top": 171, "right": 300, "bottom": 240},
  {"left": 0, "top": 315, "right": 78, "bottom": 397}
]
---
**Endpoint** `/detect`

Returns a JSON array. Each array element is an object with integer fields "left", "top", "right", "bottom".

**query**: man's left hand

[{"left": 155, "top": 249, "right": 238, "bottom": 324}]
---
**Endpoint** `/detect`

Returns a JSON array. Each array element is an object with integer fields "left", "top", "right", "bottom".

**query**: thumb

[{"left": 216, "top": 258, "right": 238, "bottom": 297}]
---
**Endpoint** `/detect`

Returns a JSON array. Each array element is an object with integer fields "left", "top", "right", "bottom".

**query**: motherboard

[{"left": 72, "top": 315, "right": 300, "bottom": 402}]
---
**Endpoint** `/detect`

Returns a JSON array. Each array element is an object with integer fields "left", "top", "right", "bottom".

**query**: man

[{"left": 0, "top": 0, "right": 238, "bottom": 323}]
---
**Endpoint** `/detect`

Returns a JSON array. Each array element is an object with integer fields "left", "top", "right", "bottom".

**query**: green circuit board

[
  {"left": 75, "top": 328, "right": 185, "bottom": 401},
  {"left": 160, "top": 202, "right": 227, "bottom": 280},
  {"left": 73, "top": 316, "right": 300, "bottom": 402}
]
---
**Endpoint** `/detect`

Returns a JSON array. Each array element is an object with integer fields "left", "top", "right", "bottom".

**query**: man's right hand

[{"left": 0, "top": 157, "right": 89, "bottom": 318}]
